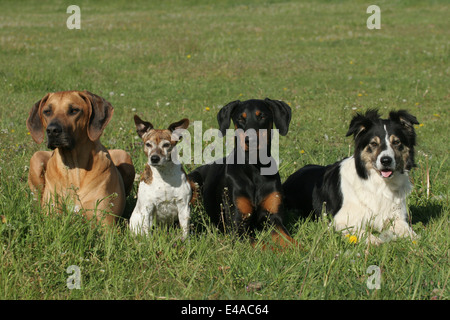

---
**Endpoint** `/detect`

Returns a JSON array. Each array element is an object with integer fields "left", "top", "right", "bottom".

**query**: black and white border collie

[{"left": 283, "top": 110, "right": 419, "bottom": 244}]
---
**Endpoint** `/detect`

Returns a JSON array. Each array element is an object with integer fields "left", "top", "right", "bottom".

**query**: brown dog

[{"left": 27, "top": 90, "right": 135, "bottom": 225}]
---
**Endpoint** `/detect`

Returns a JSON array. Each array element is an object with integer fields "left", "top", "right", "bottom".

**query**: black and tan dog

[
  {"left": 188, "top": 98, "right": 296, "bottom": 248},
  {"left": 27, "top": 90, "right": 135, "bottom": 225}
]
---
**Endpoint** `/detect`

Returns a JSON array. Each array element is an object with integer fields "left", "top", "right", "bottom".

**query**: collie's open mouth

[{"left": 380, "top": 169, "right": 393, "bottom": 178}]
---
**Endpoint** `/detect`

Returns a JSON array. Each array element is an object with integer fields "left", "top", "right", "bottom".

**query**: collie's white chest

[{"left": 334, "top": 157, "right": 412, "bottom": 233}]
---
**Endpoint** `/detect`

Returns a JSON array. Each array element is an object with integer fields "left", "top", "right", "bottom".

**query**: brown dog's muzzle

[{"left": 46, "top": 120, "right": 75, "bottom": 150}]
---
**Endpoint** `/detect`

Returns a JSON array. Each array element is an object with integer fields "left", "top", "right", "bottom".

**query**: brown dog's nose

[{"left": 46, "top": 122, "right": 62, "bottom": 137}]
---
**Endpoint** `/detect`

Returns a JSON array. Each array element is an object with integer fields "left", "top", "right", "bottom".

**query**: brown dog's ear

[
  {"left": 264, "top": 98, "right": 292, "bottom": 136},
  {"left": 27, "top": 93, "right": 50, "bottom": 144},
  {"left": 134, "top": 115, "right": 154, "bottom": 138},
  {"left": 79, "top": 91, "right": 114, "bottom": 141}
]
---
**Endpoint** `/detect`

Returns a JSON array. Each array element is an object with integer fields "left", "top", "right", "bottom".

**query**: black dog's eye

[
  {"left": 370, "top": 141, "right": 378, "bottom": 148},
  {"left": 392, "top": 139, "right": 401, "bottom": 146}
]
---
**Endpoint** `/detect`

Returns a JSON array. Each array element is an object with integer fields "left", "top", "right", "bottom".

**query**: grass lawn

[{"left": 0, "top": 0, "right": 448, "bottom": 301}]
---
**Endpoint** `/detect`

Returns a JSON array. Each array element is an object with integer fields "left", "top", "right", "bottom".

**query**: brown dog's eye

[
  {"left": 68, "top": 106, "right": 80, "bottom": 115},
  {"left": 162, "top": 143, "right": 171, "bottom": 148},
  {"left": 145, "top": 142, "right": 152, "bottom": 148},
  {"left": 392, "top": 140, "right": 401, "bottom": 146},
  {"left": 370, "top": 141, "right": 378, "bottom": 148},
  {"left": 43, "top": 109, "right": 51, "bottom": 116}
]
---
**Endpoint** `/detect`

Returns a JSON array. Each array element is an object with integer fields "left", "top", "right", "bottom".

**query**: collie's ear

[
  {"left": 133, "top": 115, "right": 153, "bottom": 138},
  {"left": 389, "top": 110, "right": 419, "bottom": 170},
  {"left": 346, "top": 109, "right": 380, "bottom": 138},
  {"left": 389, "top": 110, "right": 419, "bottom": 140},
  {"left": 264, "top": 98, "right": 292, "bottom": 136},
  {"left": 217, "top": 100, "right": 241, "bottom": 136}
]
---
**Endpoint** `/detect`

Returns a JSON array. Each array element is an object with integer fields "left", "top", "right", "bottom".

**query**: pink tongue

[{"left": 381, "top": 170, "right": 392, "bottom": 178}]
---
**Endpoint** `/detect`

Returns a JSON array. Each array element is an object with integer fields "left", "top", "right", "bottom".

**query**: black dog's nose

[
  {"left": 380, "top": 156, "right": 392, "bottom": 166},
  {"left": 46, "top": 123, "right": 62, "bottom": 137},
  {"left": 150, "top": 155, "right": 160, "bottom": 164}
]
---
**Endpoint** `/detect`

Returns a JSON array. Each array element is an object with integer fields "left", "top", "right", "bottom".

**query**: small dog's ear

[
  {"left": 168, "top": 118, "right": 189, "bottom": 132},
  {"left": 168, "top": 118, "right": 190, "bottom": 141},
  {"left": 346, "top": 109, "right": 380, "bottom": 138},
  {"left": 79, "top": 91, "right": 114, "bottom": 141},
  {"left": 133, "top": 115, "right": 153, "bottom": 138},
  {"left": 217, "top": 100, "right": 241, "bottom": 136},
  {"left": 264, "top": 98, "right": 292, "bottom": 136},
  {"left": 27, "top": 93, "right": 50, "bottom": 144}
]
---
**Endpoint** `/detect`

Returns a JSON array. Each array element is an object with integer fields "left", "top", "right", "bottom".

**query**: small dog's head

[
  {"left": 134, "top": 115, "right": 189, "bottom": 166},
  {"left": 27, "top": 91, "right": 113, "bottom": 150},
  {"left": 217, "top": 98, "right": 291, "bottom": 153},
  {"left": 346, "top": 109, "right": 419, "bottom": 180}
]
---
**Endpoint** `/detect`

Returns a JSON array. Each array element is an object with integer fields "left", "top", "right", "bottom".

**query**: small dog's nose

[
  {"left": 150, "top": 155, "right": 160, "bottom": 164},
  {"left": 46, "top": 123, "right": 62, "bottom": 137},
  {"left": 380, "top": 156, "right": 392, "bottom": 166}
]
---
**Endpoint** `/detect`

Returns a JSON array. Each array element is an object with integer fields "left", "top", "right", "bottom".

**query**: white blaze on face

[{"left": 376, "top": 125, "right": 396, "bottom": 178}]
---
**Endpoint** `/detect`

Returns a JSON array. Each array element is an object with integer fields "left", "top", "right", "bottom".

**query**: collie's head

[{"left": 346, "top": 109, "right": 419, "bottom": 180}]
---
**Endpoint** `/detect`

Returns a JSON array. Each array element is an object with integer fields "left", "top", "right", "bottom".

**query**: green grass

[{"left": 0, "top": 0, "right": 448, "bottom": 300}]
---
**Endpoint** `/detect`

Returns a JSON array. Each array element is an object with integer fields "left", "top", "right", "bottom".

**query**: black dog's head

[
  {"left": 346, "top": 109, "right": 419, "bottom": 180},
  {"left": 217, "top": 98, "right": 291, "bottom": 155}
]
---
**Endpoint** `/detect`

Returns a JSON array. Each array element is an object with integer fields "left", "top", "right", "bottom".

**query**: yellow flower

[
  {"left": 186, "top": 54, "right": 191, "bottom": 59},
  {"left": 433, "top": 113, "right": 440, "bottom": 118},
  {"left": 300, "top": 149, "right": 305, "bottom": 154},
  {"left": 349, "top": 60, "right": 353, "bottom": 64},
  {"left": 357, "top": 93, "right": 363, "bottom": 97},
  {"left": 345, "top": 234, "right": 358, "bottom": 244},
  {"left": 11, "top": 129, "right": 15, "bottom": 133},
  {"left": 205, "top": 107, "right": 210, "bottom": 111}
]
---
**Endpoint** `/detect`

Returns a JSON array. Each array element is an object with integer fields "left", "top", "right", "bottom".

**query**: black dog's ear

[
  {"left": 346, "top": 109, "right": 380, "bottom": 139},
  {"left": 217, "top": 100, "right": 241, "bottom": 136},
  {"left": 264, "top": 98, "right": 292, "bottom": 136},
  {"left": 133, "top": 114, "right": 153, "bottom": 138}
]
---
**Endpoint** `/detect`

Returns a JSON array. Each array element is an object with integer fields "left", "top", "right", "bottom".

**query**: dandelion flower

[
  {"left": 205, "top": 107, "right": 210, "bottom": 111},
  {"left": 357, "top": 93, "right": 363, "bottom": 97},
  {"left": 186, "top": 54, "right": 191, "bottom": 59},
  {"left": 300, "top": 150, "right": 305, "bottom": 154},
  {"left": 345, "top": 234, "right": 358, "bottom": 244}
]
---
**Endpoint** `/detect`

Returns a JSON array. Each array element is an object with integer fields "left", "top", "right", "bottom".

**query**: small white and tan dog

[{"left": 129, "top": 115, "right": 192, "bottom": 240}]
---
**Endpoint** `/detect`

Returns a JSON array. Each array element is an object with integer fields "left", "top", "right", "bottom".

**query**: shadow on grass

[{"left": 410, "top": 202, "right": 444, "bottom": 225}]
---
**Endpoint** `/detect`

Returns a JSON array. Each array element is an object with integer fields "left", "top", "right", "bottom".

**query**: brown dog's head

[
  {"left": 134, "top": 115, "right": 189, "bottom": 166},
  {"left": 27, "top": 91, "right": 114, "bottom": 150}
]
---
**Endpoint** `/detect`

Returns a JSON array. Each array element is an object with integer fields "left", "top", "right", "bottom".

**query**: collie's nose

[{"left": 380, "top": 156, "right": 392, "bottom": 166}]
